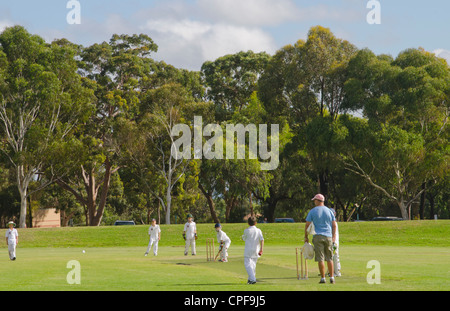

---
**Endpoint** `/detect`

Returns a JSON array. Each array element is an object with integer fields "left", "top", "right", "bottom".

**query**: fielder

[
  {"left": 145, "top": 219, "right": 161, "bottom": 256},
  {"left": 215, "top": 223, "right": 231, "bottom": 262},
  {"left": 183, "top": 214, "right": 197, "bottom": 256},
  {"left": 242, "top": 216, "right": 264, "bottom": 284},
  {"left": 5, "top": 221, "right": 18, "bottom": 261}
]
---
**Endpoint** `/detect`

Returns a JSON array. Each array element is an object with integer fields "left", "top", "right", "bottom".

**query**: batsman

[{"left": 214, "top": 223, "right": 231, "bottom": 262}]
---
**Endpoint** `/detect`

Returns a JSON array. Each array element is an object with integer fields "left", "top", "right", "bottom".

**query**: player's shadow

[{"left": 256, "top": 277, "right": 301, "bottom": 281}]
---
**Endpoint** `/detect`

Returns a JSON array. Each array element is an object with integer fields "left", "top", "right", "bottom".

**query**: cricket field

[{"left": 1, "top": 220, "right": 449, "bottom": 291}]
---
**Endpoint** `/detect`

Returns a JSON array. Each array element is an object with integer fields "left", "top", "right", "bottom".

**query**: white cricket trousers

[
  {"left": 244, "top": 257, "right": 258, "bottom": 282},
  {"left": 146, "top": 238, "right": 159, "bottom": 256},
  {"left": 8, "top": 243, "right": 16, "bottom": 260},
  {"left": 220, "top": 242, "right": 231, "bottom": 261},
  {"left": 185, "top": 238, "right": 196, "bottom": 255}
]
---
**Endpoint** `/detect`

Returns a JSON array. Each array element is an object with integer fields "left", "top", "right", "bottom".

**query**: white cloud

[
  {"left": 0, "top": 19, "right": 13, "bottom": 32},
  {"left": 197, "top": 0, "right": 300, "bottom": 26},
  {"left": 141, "top": 19, "right": 276, "bottom": 70},
  {"left": 196, "top": 0, "right": 360, "bottom": 26},
  {"left": 433, "top": 49, "right": 450, "bottom": 65}
]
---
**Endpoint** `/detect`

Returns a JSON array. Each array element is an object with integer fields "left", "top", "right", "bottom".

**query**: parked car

[
  {"left": 370, "top": 216, "right": 404, "bottom": 221},
  {"left": 275, "top": 218, "right": 295, "bottom": 223},
  {"left": 114, "top": 220, "right": 136, "bottom": 226}
]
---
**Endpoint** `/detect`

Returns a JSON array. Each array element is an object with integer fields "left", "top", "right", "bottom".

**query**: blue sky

[{"left": 1, "top": 0, "right": 449, "bottom": 70}]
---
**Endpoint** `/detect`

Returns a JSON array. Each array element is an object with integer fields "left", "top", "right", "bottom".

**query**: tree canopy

[{"left": 0, "top": 25, "right": 448, "bottom": 227}]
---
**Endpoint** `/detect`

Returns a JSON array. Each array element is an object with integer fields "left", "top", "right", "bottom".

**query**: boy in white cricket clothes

[
  {"left": 183, "top": 214, "right": 197, "bottom": 256},
  {"left": 215, "top": 223, "right": 231, "bottom": 262},
  {"left": 145, "top": 219, "right": 161, "bottom": 256},
  {"left": 5, "top": 221, "right": 18, "bottom": 261},
  {"left": 242, "top": 216, "right": 264, "bottom": 284}
]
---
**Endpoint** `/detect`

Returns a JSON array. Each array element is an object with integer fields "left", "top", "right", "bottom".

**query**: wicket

[
  {"left": 206, "top": 238, "right": 215, "bottom": 261},
  {"left": 296, "top": 247, "right": 308, "bottom": 280}
]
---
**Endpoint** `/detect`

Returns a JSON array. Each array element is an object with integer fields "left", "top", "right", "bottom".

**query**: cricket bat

[{"left": 214, "top": 247, "right": 223, "bottom": 261}]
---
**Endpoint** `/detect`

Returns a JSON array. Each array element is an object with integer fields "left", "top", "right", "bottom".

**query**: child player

[
  {"left": 5, "top": 221, "right": 18, "bottom": 261},
  {"left": 183, "top": 214, "right": 197, "bottom": 256},
  {"left": 242, "top": 216, "right": 264, "bottom": 284},
  {"left": 214, "top": 223, "right": 231, "bottom": 262},
  {"left": 145, "top": 219, "right": 161, "bottom": 257}
]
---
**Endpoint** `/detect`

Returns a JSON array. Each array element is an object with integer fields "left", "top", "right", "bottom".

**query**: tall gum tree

[
  {"left": 55, "top": 34, "right": 158, "bottom": 226},
  {"left": 0, "top": 26, "right": 92, "bottom": 227}
]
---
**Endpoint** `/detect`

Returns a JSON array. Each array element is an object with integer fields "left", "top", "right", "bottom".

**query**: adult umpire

[{"left": 304, "top": 194, "right": 337, "bottom": 284}]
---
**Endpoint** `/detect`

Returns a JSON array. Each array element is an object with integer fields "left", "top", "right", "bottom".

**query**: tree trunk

[
  {"left": 90, "top": 158, "right": 114, "bottom": 226},
  {"left": 158, "top": 200, "right": 161, "bottom": 225},
  {"left": 265, "top": 200, "right": 277, "bottom": 223},
  {"left": 17, "top": 165, "right": 30, "bottom": 228},
  {"left": 165, "top": 187, "right": 172, "bottom": 225},
  {"left": 198, "top": 183, "right": 220, "bottom": 223},
  {"left": 419, "top": 183, "right": 426, "bottom": 220},
  {"left": 55, "top": 159, "right": 116, "bottom": 226},
  {"left": 398, "top": 200, "right": 409, "bottom": 220},
  {"left": 427, "top": 193, "right": 435, "bottom": 219},
  {"left": 19, "top": 192, "right": 27, "bottom": 228},
  {"left": 318, "top": 170, "right": 329, "bottom": 197},
  {"left": 225, "top": 196, "right": 236, "bottom": 223}
]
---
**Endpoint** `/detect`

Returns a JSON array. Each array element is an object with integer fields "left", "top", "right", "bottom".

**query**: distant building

[{"left": 32, "top": 208, "right": 61, "bottom": 228}]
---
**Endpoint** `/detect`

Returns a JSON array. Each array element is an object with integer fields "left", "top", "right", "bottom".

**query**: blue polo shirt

[{"left": 306, "top": 205, "right": 335, "bottom": 238}]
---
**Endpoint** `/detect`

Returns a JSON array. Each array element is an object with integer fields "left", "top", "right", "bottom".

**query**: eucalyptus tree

[
  {"left": 0, "top": 26, "right": 92, "bottom": 227},
  {"left": 342, "top": 48, "right": 449, "bottom": 219},
  {"left": 201, "top": 51, "right": 271, "bottom": 122},
  {"left": 55, "top": 33, "right": 157, "bottom": 226}
]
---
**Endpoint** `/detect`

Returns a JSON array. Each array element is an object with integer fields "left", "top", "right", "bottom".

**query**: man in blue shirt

[{"left": 305, "top": 194, "right": 337, "bottom": 284}]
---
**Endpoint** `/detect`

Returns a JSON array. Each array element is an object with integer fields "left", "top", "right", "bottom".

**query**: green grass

[
  {"left": 9, "top": 220, "right": 450, "bottom": 248},
  {"left": 1, "top": 220, "right": 449, "bottom": 291}
]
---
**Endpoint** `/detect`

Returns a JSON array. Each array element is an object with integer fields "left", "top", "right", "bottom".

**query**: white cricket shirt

[
  {"left": 242, "top": 226, "right": 264, "bottom": 258},
  {"left": 5, "top": 228, "right": 18, "bottom": 244},
  {"left": 183, "top": 221, "right": 196, "bottom": 239},
  {"left": 216, "top": 230, "right": 231, "bottom": 244},
  {"left": 148, "top": 225, "right": 161, "bottom": 240}
]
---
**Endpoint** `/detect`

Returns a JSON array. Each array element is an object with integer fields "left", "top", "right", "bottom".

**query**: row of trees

[{"left": 0, "top": 25, "right": 448, "bottom": 228}]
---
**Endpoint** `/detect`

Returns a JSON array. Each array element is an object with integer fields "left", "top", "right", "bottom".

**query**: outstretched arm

[{"left": 304, "top": 221, "right": 311, "bottom": 243}]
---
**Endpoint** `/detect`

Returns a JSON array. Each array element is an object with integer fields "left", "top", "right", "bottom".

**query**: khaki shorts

[{"left": 312, "top": 235, "right": 333, "bottom": 262}]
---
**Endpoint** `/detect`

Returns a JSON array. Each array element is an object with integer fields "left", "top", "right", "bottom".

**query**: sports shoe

[
  {"left": 144, "top": 252, "right": 148, "bottom": 256},
  {"left": 319, "top": 278, "right": 326, "bottom": 284},
  {"left": 247, "top": 280, "right": 256, "bottom": 284},
  {"left": 330, "top": 277, "right": 335, "bottom": 284}
]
